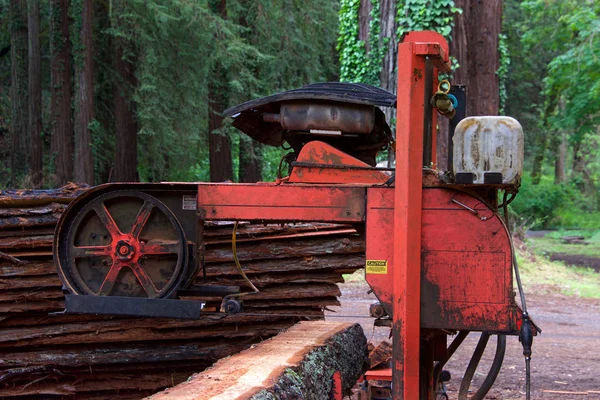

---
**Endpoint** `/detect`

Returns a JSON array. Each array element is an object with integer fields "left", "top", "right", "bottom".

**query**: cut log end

[{"left": 147, "top": 321, "right": 369, "bottom": 400}]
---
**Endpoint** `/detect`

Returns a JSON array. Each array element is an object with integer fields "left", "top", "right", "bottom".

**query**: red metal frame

[
  {"left": 289, "top": 141, "right": 390, "bottom": 185},
  {"left": 192, "top": 31, "right": 525, "bottom": 400},
  {"left": 331, "top": 370, "right": 343, "bottom": 400},
  {"left": 392, "top": 31, "right": 451, "bottom": 399},
  {"left": 54, "top": 30, "right": 540, "bottom": 399}
]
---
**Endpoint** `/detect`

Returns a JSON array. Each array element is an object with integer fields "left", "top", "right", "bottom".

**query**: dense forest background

[{"left": 0, "top": 0, "right": 598, "bottom": 230}]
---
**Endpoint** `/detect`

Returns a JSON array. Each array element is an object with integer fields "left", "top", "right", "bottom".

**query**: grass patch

[
  {"left": 518, "top": 243, "right": 600, "bottom": 299},
  {"left": 527, "top": 233, "right": 600, "bottom": 258}
]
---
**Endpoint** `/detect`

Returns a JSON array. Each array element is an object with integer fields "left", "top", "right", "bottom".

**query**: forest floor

[{"left": 325, "top": 240, "right": 600, "bottom": 399}]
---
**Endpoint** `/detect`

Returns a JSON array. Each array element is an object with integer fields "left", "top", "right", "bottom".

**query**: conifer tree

[
  {"left": 9, "top": 0, "right": 28, "bottom": 185},
  {"left": 50, "top": 0, "right": 73, "bottom": 186}
]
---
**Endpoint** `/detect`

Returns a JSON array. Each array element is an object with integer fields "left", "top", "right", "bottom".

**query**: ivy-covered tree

[{"left": 337, "top": 0, "right": 461, "bottom": 167}]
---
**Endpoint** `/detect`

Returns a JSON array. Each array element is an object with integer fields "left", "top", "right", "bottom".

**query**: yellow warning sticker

[{"left": 366, "top": 260, "right": 388, "bottom": 274}]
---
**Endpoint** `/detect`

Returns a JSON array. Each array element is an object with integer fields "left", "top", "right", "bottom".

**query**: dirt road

[{"left": 326, "top": 281, "right": 600, "bottom": 399}]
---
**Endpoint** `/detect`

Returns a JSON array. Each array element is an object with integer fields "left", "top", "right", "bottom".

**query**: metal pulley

[{"left": 54, "top": 190, "right": 190, "bottom": 299}]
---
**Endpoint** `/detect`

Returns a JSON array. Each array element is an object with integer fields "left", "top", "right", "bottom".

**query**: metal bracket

[{"left": 62, "top": 295, "right": 206, "bottom": 319}]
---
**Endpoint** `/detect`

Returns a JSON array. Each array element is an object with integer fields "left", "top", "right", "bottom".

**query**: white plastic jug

[{"left": 453, "top": 116, "right": 524, "bottom": 184}]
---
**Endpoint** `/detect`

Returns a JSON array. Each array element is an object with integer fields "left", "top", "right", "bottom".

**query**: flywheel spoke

[
  {"left": 131, "top": 201, "right": 154, "bottom": 239},
  {"left": 61, "top": 190, "right": 187, "bottom": 298},
  {"left": 129, "top": 262, "right": 159, "bottom": 297},
  {"left": 93, "top": 203, "right": 122, "bottom": 238},
  {"left": 97, "top": 261, "right": 124, "bottom": 296},
  {"left": 71, "top": 245, "right": 112, "bottom": 258},
  {"left": 140, "top": 240, "right": 181, "bottom": 255}
]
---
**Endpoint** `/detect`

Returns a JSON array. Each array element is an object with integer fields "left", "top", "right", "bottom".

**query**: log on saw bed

[
  {"left": 0, "top": 185, "right": 365, "bottom": 399},
  {"left": 147, "top": 321, "right": 369, "bottom": 400}
]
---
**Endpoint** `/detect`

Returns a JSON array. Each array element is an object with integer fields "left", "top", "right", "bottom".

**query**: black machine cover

[{"left": 223, "top": 82, "right": 396, "bottom": 148}]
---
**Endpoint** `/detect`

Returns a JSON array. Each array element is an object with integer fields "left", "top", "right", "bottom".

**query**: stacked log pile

[{"left": 0, "top": 185, "right": 365, "bottom": 399}]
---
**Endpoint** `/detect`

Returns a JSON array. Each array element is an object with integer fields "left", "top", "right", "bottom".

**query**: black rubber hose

[
  {"left": 470, "top": 334, "right": 507, "bottom": 400},
  {"left": 433, "top": 331, "right": 470, "bottom": 389},
  {"left": 458, "top": 332, "right": 490, "bottom": 400}
]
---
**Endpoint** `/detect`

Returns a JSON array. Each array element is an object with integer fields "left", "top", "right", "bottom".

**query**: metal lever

[{"left": 451, "top": 198, "right": 478, "bottom": 215}]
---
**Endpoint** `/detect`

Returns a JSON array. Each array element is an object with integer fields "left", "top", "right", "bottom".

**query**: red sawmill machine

[{"left": 53, "top": 32, "right": 538, "bottom": 399}]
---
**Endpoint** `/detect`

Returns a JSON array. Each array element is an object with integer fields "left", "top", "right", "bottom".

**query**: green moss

[{"left": 250, "top": 324, "right": 369, "bottom": 399}]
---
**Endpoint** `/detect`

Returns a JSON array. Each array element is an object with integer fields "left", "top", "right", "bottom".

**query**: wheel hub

[{"left": 115, "top": 239, "right": 136, "bottom": 261}]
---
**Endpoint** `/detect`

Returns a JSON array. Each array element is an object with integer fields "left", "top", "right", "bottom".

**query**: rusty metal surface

[
  {"left": 289, "top": 141, "right": 390, "bottom": 184},
  {"left": 197, "top": 183, "right": 366, "bottom": 223},
  {"left": 56, "top": 190, "right": 188, "bottom": 298},
  {"left": 392, "top": 37, "right": 428, "bottom": 400},
  {"left": 279, "top": 101, "right": 375, "bottom": 134},
  {"left": 365, "top": 187, "right": 394, "bottom": 318},
  {"left": 365, "top": 187, "right": 518, "bottom": 333}
]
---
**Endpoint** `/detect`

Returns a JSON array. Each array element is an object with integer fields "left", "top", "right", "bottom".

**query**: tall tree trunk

[
  {"left": 9, "top": 0, "right": 29, "bottom": 186},
  {"left": 239, "top": 136, "right": 261, "bottom": 183},
  {"left": 27, "top": 0, "right": 42, "bottom": 188},
  {"left": 113, "top": 39, "right": 138, "bottom": 182},
  {"left": 451, "top": 0, "right": 502, "bottom": 116},
  {"left": 379, "top": 0, "right": 397, "bottom": 167},
  {"left": 73, "top": 0, "right": 94, "bottom": 184},
  {"left": 571, "top": 140, "right": 595, "bottom": 196},
  {"left": 554, "top": 132, "right": 566, "bottom": 184},
  {"left": 358, "top": 0, "right": 372, "bottom": 50},
  {"left": 208, "top": 0, "right": 233, "bottom": 182},
  {"left": 50, "top": 0, "right": 73, "bottom": 186},
  {"left": 208, "top": 88, "right": 233, "bottom": 182}
]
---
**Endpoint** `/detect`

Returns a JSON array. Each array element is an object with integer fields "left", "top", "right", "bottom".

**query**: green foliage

[
  {"left": 510, "top": 175, "right": 574, "bottom": 229},
  {"left": 396, "top": 0, "right": 461, "bottom": 39},
  {"left": 0, "top": 0, "right": 338, "bottom": 186},
  {"left": 102, "top": 0, "right": 338, "bottom": 182},
  {"left": 337, "top": 0, "right": 383, "bottom": 85},
  {"left": 541, "top": 3, "right": 600, "bottom": 142},
  {"left": 503, "top": 0, "right": 600, "bottom": 228},
  {"left": 110, "top": 1, "right": 216, "bottom": 181},
  {"left": 511, "top": 173, "right": 600, "bottom": 229},
  {"left": 497, "top": 33, "right": 509, "bottom": 115}
]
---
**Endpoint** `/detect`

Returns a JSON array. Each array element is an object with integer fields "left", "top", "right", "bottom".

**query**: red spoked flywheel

[{"left": 55, "top": 190, "right": 188, "bottom": 298}]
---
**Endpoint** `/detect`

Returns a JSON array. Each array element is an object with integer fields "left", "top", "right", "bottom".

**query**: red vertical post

[
  {"left": 331, "top": 370, "right": 343, "bottom": 400},
  {"left": 392, "top": 41, "right": 427, "bottom": 399},
  {"left": 431, "top": 79, "right": 438, "bottom": 166}
]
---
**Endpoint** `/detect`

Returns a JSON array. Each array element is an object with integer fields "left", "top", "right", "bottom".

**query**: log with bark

[
  {"left": 147, "top": 321, "right": 369, "bottom": 400},
  {"left": 0, "top": 185, "right": 366, "bottom": 399}
]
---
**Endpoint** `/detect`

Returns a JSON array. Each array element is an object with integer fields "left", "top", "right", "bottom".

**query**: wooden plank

[{"left": 147, "top": 321, "right": 369, "bottom": 400}]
